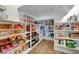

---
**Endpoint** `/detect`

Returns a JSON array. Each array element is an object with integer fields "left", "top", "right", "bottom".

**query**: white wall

[
  {"left": 35, "top": 15, "right": 63, "bottom": 23},
  {"left": 62, "top": 5, "right": 79, "bottom": 22},
  {"left": 3, "top": 5, "right": 21, "bottom": 22},
  {"left": 35, "top": 5, "right": 79, "bottom": 23}
]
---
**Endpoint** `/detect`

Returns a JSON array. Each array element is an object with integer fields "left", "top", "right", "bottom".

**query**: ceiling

[{"left": 18, "top": 5, "right": 74, "bottom": 21}]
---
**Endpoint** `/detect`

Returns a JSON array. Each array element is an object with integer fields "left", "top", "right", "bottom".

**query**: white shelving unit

[
  {"left": 0, "top": 17, "right": 42, "bottom": 54},
  {"left": 37, "top": 20, "right": 54, "bottom": 40},
  {"left": 54, "top": 21, "right": 79, "bottom": 54}
]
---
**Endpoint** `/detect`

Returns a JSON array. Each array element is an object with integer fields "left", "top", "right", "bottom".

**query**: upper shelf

[
  {"left": 55, "top": 30, "right": 79, "bottom": 33},
  {"left": 55, "top": 21, "right": 79, "bottom": 24},
  {"left": 54, "top": 37, "right": 79, "bottom": 41},
  {"left": 0, "top": 29, "right": 21, "bottom": 31},
  {"left": 0, "top": 19, "right": 27, "bottom": 24}
]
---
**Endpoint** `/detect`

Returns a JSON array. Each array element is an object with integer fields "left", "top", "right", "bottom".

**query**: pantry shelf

[
  {"left": 0, "top": 29, "right": 21, "bottom": 31},
  {"left": 54, "top": 37, "right": 79, "bottom": 41},
  {"left": 55, "top": 30, "right": 79, "bottom": 32},
  {"left": 54, "top": 46, "right": 73, "bottom": 54},
  {"left": 22, "top": 39, "right": 42, "bottom": 54},
  {"left": 67, "top": 21, "right": 79, "bottom": 24},
  {"left": 3, "top": 43, "right": 26, "bottom": 54},
  {"left": 0, "top": 13, "right": 41, "bottom": 54},
  {"left": 55, "top": 44, "right": 79, "bottom": 51},
  {"left": 0, "top": 32, "right": 24, "bottom": 40},
  {"left": 0, "top": 19, "right": 27, "bottom": 24},
  {"left": 4, "top": 40, "right": 30, "bottom": 54},
  {"left": 54, "top": 15, "right": 79, "bottom": 54},
  {"left": 55, "top": 21, "right": 79, "bottom": 24},
  {"left": 0, "top": 31, "right": 32, "bottom": 40}
]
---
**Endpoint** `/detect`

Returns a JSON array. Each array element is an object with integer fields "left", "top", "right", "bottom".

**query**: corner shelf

[{"left": 22, "top": 39, "right": 42, "bottom": 54}]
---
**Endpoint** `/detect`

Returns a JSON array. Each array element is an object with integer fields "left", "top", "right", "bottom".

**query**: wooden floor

[{"left": 28, "top": 40, "right": 65, "bottom": 54}]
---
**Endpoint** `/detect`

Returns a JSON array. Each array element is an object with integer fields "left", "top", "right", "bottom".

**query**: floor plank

[{"left": 28, "top": 39, "right": 65, "bottom": 54}]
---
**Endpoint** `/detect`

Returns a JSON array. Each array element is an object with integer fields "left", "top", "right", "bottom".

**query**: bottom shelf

[
  {"left": 56, "top": 44, "right": 79, "bottom": 50},
  {"left": 4, "top": 40, "right": 30, "bottom": 54},
  {"left": 22, "top": 39, "right": 42, "bottom": 54},
  {"left": 54, "top": 45, "right": 79, "bottom": 54},
  {"left": 54, "top": 38, "right": 79, "bottom": 54},
  {"left": 54, "top": 46, "right": 72, "bottom": 54}
]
